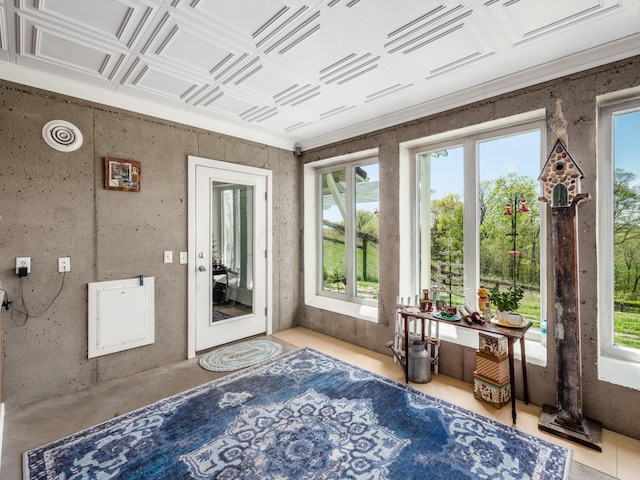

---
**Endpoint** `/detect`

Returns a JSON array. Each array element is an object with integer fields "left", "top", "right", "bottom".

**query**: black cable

[{"left": 9, "top": 271, "right": 66, "bottom": 326}]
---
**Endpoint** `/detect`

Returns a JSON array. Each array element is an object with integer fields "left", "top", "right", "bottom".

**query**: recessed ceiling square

[
  {"left": 404, "top": 26, "right": 480, "bottom": 74},
  {"left": 35, "top": 29, "right": 110, "bottom": 73},
  {"left": 37, "top": 0, "right": 138, "bottom": 42},
  {"left": 132, "top": 66, "right": 198, "bottom": 100},
  {"left": 190, "top": 0, "right": 285, "bottom": 38}
]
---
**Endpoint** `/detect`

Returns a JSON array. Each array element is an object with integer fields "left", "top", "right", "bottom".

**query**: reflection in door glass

[{"left": 211, "top": 182, "right": 254, "bottom": 323}]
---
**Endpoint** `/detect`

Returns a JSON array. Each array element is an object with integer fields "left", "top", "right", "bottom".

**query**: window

[
  {"left": 320, "top": 162, "right": 379, "bottom": 301},
  {"left": 402, "top": 113, "right": 547, "bottom": 355},
  {"left": 598, "top": 96, "right": 640, "bottom": 368},
  {"left": 304, "top": 150, "right": 380, "bottom": 322}
]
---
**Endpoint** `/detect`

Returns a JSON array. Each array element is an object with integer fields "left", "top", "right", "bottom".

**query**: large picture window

[
  {"left": 598, "top": 97, "right": 640, "bottom": 365},
  {"left": 413, "top": 121, "right": 545, "bottom": 344}
]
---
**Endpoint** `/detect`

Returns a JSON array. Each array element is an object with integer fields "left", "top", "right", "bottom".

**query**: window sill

[
  {"left": 599, "top": 353, "right": 640, "bottom": 390},
  {"left": 305, "top": 295, "right": 379, "bottom": 323}
]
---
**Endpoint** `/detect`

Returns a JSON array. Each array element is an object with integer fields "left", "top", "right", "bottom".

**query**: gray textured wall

[
  {"left": 301, "top": 55, "right": 640, "bottom": 439},
  {"left": 0, "top": 80, "right": 300, "bottom": 408}
]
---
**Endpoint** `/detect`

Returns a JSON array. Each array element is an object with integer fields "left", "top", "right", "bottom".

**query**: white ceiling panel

[
  {"left": 16, "top": 16, "right": 126, "bottom": 82},
  {"left": 143, "top": 17, "right": 237, "bottom": 77},
  {"left": 202, "top": 90, "right": 255, "bottom": 116},
  {"left": 26, "top": 0, "right": 155, "bottom": 47},
  {"left": 256, "top": 110, "right": 302, "bottom": 131},
  {"left": 286, "top": 88, "right": 345, "bottom": 117},
  {"left": 488, "top": 0, "right": 623, "bottom": 44},
  {"left": 0, "top": 0, "right": 638, "bottom": 150},
  {"left": 279, "top": 26, "right": 355, "bottom": 79},
  {"left": 404, "top": 23, "right": 486, "bottom": 75},
  {"left": 234, "top": 64, "right": 297, "bottom": 104},
  {"left": 333, "top": 64, "right": 403, "bottom": 101},
  {"left": 124, "top": 61, "right": 201, "bottom": 102},
  {"left": 351, "top": 0, "right": 448, "bottom": 37},
  {"left": 190, "top": 0, "right": 287, "bottom": 39}
]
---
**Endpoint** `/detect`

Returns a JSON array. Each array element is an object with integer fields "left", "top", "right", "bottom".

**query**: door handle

[{"left": 198, "top": 265, "right": 207, "bottom": 272}]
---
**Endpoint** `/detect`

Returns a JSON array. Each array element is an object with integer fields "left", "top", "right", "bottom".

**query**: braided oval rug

[{"left": 199, "top": 339, "right": 283, "bottom": 371}]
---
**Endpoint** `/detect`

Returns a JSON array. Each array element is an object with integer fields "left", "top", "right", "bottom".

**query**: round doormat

[{"left": 199, "top": 340, "right": 283, "bottom": 372}]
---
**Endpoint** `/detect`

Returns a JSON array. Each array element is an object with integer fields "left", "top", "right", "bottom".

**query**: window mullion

[
  {"left": 345, "top": 167, "right": 355, "bottom": 299},
  {"left": 464, "top": 138, "right": 479, "bottom": 306}
]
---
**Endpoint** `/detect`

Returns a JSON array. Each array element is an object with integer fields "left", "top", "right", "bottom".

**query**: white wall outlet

[
  {"left": 16, "top": 257, "right": 31, "bottom": 274},
  {"left": 179, "top": 252, "right": 188, "bottom": 264},
  {"left": 163, "top": 251, "right": 173, "bottom": 264},
  {"left": 58, "top": 257, "right": 71, "bottom": 272}
]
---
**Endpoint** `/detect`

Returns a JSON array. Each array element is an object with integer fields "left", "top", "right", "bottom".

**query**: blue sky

[
  {"left": 430, "top": 130, "right": 541, "bottom": 200},
  {"left": 614, "top": 110, "right": 640, "bottom": 181},
  {"left": 323, "top": 111, "right": 640, "bottom": 222}
]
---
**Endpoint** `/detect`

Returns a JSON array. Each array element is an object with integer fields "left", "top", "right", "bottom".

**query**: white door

[{"left": 188, "top": 156, "right": 272, "bottom": 355}]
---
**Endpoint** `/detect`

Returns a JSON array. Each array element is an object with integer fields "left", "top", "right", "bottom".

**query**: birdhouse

[{"left": 538, "top": 139, "right": 585, "bottom": 207}]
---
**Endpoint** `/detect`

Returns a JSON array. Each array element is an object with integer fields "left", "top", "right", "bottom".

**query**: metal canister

[{"left": 408, "top": 340, "right": 432, "bottom": 383}]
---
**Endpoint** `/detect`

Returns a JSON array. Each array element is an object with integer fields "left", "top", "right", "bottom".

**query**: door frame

[{"left": 187, "top": 155, "right": 273, "bottom": 359}]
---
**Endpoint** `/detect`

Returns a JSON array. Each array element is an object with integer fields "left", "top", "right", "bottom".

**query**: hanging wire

[{"left": 6, "top": 272, "right": 66, "bottom": 326}]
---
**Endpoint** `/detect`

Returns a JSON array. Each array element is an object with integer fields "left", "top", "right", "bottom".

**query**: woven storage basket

[{"left": 475, "top": 351, "right": 510, "bottom": 383}]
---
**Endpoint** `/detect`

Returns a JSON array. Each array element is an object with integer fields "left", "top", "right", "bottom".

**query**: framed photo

[{"left": 104, "top": 157, "right": 141, "bottom": 192}]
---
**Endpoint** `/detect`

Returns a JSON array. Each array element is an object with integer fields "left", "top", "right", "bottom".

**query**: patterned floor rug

[
  {"left": 24, "top": 347, "right": 571, "bottom": 479},
  {"left": 199, "top": 339, "right": 283, "bottom": 371},
  {"left": 212, "top": 309, "right": 232, "bottom": 322}
]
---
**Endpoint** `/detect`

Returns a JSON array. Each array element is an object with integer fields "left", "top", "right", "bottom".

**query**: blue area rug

[{"left": 24, "top": 347, "right": 571, "bottom": 479}]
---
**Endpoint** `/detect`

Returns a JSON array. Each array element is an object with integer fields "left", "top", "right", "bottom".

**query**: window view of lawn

[
  {"left": 321, "top": 162, "right": 379, "bottom": 301},
  {"left": 421, "top": 130, "right": 544, "bottom": 338},
  {"left": 613, "top": 109, "right": 640, "bottom": 350}
]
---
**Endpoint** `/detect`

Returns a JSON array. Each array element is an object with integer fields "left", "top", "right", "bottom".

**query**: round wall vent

[{"left": 42, "top": 120, "right": 83, "bottom": 152}]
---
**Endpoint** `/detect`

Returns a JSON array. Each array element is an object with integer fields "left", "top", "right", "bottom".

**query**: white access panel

[{"left": 88, "top": 277, "right": 155, "bottom": 358}]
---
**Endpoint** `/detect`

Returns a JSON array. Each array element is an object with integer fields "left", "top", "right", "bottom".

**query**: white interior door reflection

[{"left": 212, "top": 182, "right": 254, "bottom": 322}]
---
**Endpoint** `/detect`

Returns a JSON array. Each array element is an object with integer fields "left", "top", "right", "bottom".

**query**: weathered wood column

[{"left": 537, "top": 134, "right": 602, "bottom": 450}]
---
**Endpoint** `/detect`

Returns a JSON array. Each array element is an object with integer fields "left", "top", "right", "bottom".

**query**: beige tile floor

[
  {"left": 2, "top": 326, "right": 639, "bottom": 479},
  {"left": 273, "top": 327, "right": 640, "bottom": 480}
]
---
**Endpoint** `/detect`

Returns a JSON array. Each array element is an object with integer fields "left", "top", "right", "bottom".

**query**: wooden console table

[{"left": 398, "top": 307, "right": 531, "bottom": 423}]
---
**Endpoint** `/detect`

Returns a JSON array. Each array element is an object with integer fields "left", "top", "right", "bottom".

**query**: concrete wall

[
  {"left": 0, "top": 80, "right": 300, "bottom": 408},
  {"left": 300, "top": 55, "right": 640, "bottom": 439}
]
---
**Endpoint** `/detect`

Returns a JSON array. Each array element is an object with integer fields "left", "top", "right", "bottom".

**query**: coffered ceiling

[{"left": 0, "top": 0, "right": 639, "bottom": 151}]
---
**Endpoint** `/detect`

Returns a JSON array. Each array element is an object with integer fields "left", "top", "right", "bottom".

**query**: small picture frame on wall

[{"left": 104, "top": 157, "right": 141, "bottom": 192}]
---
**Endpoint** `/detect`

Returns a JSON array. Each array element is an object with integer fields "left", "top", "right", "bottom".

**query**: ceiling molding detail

[{"left": 0, "top": 0, "right": 638, "bottom": 151}]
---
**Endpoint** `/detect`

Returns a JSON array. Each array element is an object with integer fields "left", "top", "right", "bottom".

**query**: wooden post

[{"left": 538, "top": 195, "right": 602, "bottom": 450}]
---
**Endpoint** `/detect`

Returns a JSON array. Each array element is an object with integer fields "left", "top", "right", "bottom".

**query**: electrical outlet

[
  {"left": 16, "top": 257, "right": 31, "bottom": 274},
  {"left": 163, "top": 251, "right": 173, "bottom": 264},
  {"left": 179, "top": 252, "right": 188, "bottom": 264},
  {"left": 58, "top": 257, "right": 71, "bottom": 272}
]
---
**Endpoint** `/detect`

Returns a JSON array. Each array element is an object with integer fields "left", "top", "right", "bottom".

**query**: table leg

[
  {"left": 519, "top": 336, "right": 529, "bottom": 404},
  {"left": 404, "top": 316, "right": 409, "bottom": 383},
  {"left": 508, "top": 340, "right": 517, "bottom": 423}
]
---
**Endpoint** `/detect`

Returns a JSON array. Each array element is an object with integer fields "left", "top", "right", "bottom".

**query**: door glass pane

[
  {"left": 212, "top": 182, "right": 253, "bottom": 323},
  {"left": 419, "top": 147, "right": 464, "bottom": 307},
  {"left": 321, "top": 170, "right": 347, "bottom": 295},
  {"left": 613, "top": 109, "right": 640, "bottom": 350},
  {"left": 355, "top": 163, "right": 379, "bottom": 299},
  {"left": 478, "top": 130, "right": 541, "bottom": 328}
]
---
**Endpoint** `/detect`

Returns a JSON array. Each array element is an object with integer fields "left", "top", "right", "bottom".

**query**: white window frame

[
  {"left": 400, "top": 110, "right": 548, "bottom": 365},
  {"left": 304, "top": 148, "right": 379, "bottom": 322},
  {"left": 597, "top": 88, "right": 640, "bottom": 390}
]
